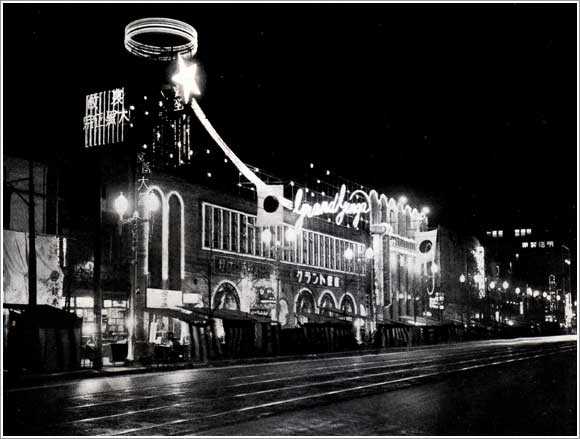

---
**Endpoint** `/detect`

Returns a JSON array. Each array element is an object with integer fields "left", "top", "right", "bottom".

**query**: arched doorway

[
  {"left": 319, "top": 292, "right": 337, "bottom": 317},
  {"left": 213, "top": 282, "right": 240, "bottom": 311},
  {"left": 295, "top": 289, "right": 316, "bottom": 314},
  {"left": 340, "top": 294, "right": 356, "bottom": 317}
]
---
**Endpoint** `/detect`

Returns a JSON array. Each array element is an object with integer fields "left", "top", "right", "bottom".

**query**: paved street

[{"left": 4, "top": 335, "right": 577, "bottom": 436}]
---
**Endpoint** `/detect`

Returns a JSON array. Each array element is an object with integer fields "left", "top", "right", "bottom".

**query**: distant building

[
  {"left": 480, "top": 225, "right": 575, "bottom": 328},
  {"left": 432, "top": 227, "right": 484, "bottom": 325}
]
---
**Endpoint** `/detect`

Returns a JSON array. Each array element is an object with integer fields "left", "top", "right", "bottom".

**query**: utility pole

[
  {"left": 93, "top": 154, "right": 103, "bottom": 369},
  {"left": 28, "top": 158, "right": 37, "bottom": 306}
]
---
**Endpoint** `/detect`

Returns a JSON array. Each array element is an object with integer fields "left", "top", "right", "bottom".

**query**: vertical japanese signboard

[{"left": 83, "top": 87, "right": 129, "bottom": 148}]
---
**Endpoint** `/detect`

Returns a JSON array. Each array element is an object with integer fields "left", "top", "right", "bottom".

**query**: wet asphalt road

[{"left": 3, "top": 335, "right": 577, "bottom": 436}]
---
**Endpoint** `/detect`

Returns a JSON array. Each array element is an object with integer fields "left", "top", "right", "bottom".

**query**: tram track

[
  {"left": 109, "top": 345, "right": 576, "bottom": 436},
  {"left": 13, "top": 342, "right": 573, "bottom": 436}
]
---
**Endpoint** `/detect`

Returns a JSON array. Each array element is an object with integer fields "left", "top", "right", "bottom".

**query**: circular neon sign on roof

[{"left": 125, "top": 18, "right": 198, "bottom": 61}]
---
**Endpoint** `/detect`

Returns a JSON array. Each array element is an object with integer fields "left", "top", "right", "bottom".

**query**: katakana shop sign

[{"left": 296, "top": 270, "right": 340, "bottom": 288}]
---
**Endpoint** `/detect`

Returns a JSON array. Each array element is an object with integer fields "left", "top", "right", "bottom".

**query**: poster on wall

[{"left": 3, "top": 230, "right": 64, "bottom": 307}]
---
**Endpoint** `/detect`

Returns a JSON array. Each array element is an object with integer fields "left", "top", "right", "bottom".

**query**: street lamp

[
  {"left": 425, "top": 262, "right": 439, "bottom": 321},
  {"left": 364, "top": 247, "right": 375, "bottom": 329},
  {"left": 114, "top": 189, "right": 159, "bottom": 363},
  {"left": 459, "top": 273, "right": 467, "bottom": 324},
  {"left": 344, "top": 247, "right": 354, "bottom": 313}
]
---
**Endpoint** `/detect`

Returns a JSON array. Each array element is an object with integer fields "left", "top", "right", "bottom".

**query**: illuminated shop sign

[
  {"left": 83, "top": 87, "right": 129, "bottom": 148},
  {"left": 147, "top": 288, "right": 183, "bottom": 309},
  {"left": 296, "top": 270, "right": 340, "bottom": 288},
  {"left": 473, "top": 246, "right": 486, "bottom": 298},
  {"left": 429, "top": 292, "right": 445, "bottom": 310},
  {"left": 293, "top": 184, "right": 371, "bottom": 230}
]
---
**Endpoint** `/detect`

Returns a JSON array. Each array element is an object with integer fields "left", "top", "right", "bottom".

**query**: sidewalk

[{"left": 4, "top": 345, "right": 422, "bottom": 388}]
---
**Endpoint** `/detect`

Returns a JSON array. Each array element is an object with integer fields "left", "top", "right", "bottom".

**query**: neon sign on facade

[
  {"left": 83, "top": 87, "right": 129, "bottom": 148},
  {"left": 293, "top": 184, "right": 371, "bottom": 230}
]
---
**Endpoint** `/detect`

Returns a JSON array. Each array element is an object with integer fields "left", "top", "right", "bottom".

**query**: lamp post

[
  {"left": 343, "top": 247, "right": 354, "bottom": 320},
  {"left": 424, "top": 262, "right": 440, "bottom": 321},
  {"left": 114, "top": 189, "right": 159, "bottom": 363},
  {"left": 459, "top": 273, "right": 466, "bottom": 324},
  {"left": 364, "top": 247, "right": 375, "bottom": 331}
]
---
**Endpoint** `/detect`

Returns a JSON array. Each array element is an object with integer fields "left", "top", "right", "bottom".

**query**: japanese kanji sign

[{"left": 83, "top": 87, "right": 129, "bottom": 148}]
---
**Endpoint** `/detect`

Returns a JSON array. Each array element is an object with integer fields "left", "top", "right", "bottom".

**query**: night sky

[{"left": 3, "top": 2, "right": 577, "bottom": 244}]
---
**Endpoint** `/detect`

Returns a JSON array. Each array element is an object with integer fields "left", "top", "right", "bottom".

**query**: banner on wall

[
  {"left": 415, "top": 230, "right": 438, "bottom": 262},
  {"left": 3, "top": 230, "right": 64, "bottom": 307}
]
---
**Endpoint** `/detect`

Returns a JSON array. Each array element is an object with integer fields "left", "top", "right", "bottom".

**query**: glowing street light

[
  {"left": 114, "top": 192, "right": 129, "bottom": 220},
  {"left": 502, "top": 281, "right": 509, "bottom": 290},
  {"left": 459, "top": 274, "right": 466, "bottom": 283},
  {"left": 398, "top": 196, "right": 408, "bottom": 205},
  {"left": 421, "top": 207, "right": 430, "bottom": 215},
  {"left": 489, "top": 281, "right": 496, "bottom": 289},
  {"left": 431, "top": 263, "right": 438, "bottom": 274}
]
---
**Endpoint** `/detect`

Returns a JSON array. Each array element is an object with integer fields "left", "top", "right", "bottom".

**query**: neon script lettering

[{"left": 293, "top": 184, "right": 371, "bottom": 230}]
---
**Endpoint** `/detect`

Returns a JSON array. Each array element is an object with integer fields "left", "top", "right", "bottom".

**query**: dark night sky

[{"left": 2, "top": 2, "right": 578, "bottom": 243}]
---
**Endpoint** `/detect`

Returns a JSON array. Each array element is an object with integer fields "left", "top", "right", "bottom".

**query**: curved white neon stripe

[{"left": 188, "top": 98, "right": 293, "bottom": 210}]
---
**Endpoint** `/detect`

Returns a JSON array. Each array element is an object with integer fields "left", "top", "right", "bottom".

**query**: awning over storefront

[
  {"left": 178, "top": 305, "right": 277, "bottom": 323},
  {"left": 318, "top": 306, "right": 371, "bottom": 321},
  {"left": 294, "top": 311, "right": 352, "bottom": 325}
]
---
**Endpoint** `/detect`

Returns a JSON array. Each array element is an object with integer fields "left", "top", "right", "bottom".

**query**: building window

[
  {"left": 539, "top": 241, "right": 545, "bottom": 248},
  {"left": 240, "top": 215, "right": 247, "bottom": 254},
  {"left": 204, "top": 204, "right": 212, "bottom": 248},
  {"left": 492, "top": 231, "right": 497, "bottom": 237},
  {"left": 530, "top": 242, "right": 537, "bottom": 248},
  {"left": 547, "top": 241, "right": 554, "bottom": 247},
  {"left": 526, "top": 228, "right": 532, "bottom": 235},
  {"left": 486, "top": 231, "right": 492, "bottom": 236},
  {"left": 330, "top": 238, "right": 335, "bottom": 269},
  {"left": 231, "top": 213, "right": 239, "bottom": 253},
  {"left": 514, "top": 229, "right": 520, "bottom": 237},
  {"left": 498, "top": 230, "right": 503, "bottom": 237},
  {"left": 522, "top": 242, "right": 528, "bottom": 248},
  {"left": 201, "top": 202, "right": 365, "bottom": 274},
  {"left": 212, "top": 207, "right": 221, "bottom": 249},
  {"left": 248, "top": 217, "right": 256, "bottom": 256}
]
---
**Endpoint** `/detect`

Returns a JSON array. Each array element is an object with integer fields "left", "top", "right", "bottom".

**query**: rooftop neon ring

[{"left": 124, "top": 18, "right": 198, "bottom": 61}]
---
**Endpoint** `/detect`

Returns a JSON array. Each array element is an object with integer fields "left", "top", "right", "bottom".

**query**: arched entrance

[
  {"left": 340, "top": 294, "right": 356, "bottom": 318},
  {"left": 213, "top": 282, "right": 240, "bottom": 311},
  {"left": 319, "top": 291, "right": 337, "bottom": 317}
]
